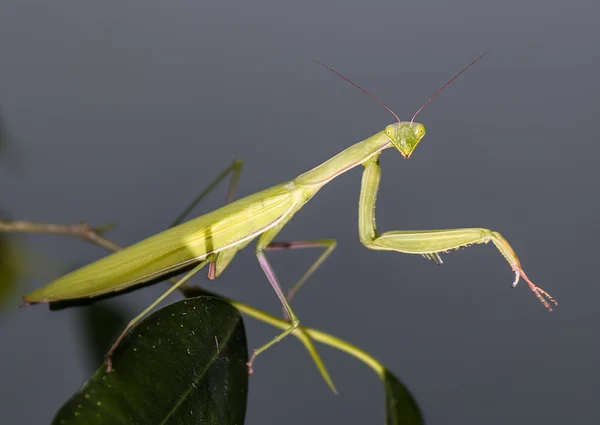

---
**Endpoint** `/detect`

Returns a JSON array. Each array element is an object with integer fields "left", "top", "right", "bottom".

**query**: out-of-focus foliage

[{"left": 0, "top": 233, "right": 26, "bottom": 310}]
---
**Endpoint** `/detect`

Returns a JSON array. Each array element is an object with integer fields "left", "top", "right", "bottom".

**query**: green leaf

[
  {"left": 53, "top": 296, "right": 249, "bottom": 425},
  {"left": 383, "top": 368, "right": 425, "bottom": 425}
]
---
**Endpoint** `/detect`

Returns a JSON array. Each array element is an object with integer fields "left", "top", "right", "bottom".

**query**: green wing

[{"left": 24, "top": 183, "right": 298, "bottom": 302}]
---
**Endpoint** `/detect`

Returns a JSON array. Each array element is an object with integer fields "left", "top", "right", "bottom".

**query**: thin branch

[{"left": 0, "top": 220, "right": 121, "bottom": 252}]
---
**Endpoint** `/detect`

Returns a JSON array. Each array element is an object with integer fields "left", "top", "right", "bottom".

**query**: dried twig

[{"left": 0, "top": 219, "right": 121, "bottom": 252}]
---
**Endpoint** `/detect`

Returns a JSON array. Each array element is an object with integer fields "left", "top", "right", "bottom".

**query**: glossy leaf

[
  {"left": 53, "top": 296, "right": 248, "bottom": 425},
  {"left": 383, "top": 368, "right": 425, "bottom": 425}
]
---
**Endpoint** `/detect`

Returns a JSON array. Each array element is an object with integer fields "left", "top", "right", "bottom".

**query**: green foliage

[
  {"left": 383, "top": 368, "right": 424, "bottom": 425},
  {"left": 62, "top": 287, "right": 426, "bottom": 424},
  {"left": 0, "top": 234, "right": 25, "bottom": 309},
  {"left": 53, "top": 297, "right": 248, "bottom": 425}
]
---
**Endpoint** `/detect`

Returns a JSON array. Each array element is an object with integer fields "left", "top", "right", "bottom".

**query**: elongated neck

[{"left": 294, "top": 130, "right": 391, "bottom": 187}]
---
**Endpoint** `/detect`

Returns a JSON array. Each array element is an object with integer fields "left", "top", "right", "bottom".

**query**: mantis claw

[
  {"left": 511, "top": 269, "right": 520, "bottom": 288},
  {"left": 247, "top": 350, "right": 259, "bottom": 375},
  {"left": 512, "top": 266, "right": 557, "bottom": 311},
  {"left": 104, "top": 354, "right": 114, "bottom": 373}
]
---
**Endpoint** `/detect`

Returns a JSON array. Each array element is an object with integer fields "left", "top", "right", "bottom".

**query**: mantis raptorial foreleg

[{"left": 358, "top": 156, "right": 557, "bottom": 310}]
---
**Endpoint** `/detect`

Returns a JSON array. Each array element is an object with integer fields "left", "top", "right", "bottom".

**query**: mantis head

[
  {"left": 385, "top": 122, "right": 426, "bottom": 159},
  {"left": 313, "top": 51, "right": 488, "bottom": 159}
]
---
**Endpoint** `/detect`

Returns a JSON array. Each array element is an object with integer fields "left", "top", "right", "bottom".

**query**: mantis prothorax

[{"left": 23, "top": 52, "right": 556, "bottom": 374}]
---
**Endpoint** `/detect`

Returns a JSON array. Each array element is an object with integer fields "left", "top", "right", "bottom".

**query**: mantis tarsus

[{"left": 23, "top": 52, "right": 557, "bottom": 374}]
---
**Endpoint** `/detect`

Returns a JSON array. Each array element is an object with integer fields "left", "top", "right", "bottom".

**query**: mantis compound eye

[
  {"left": 413, "top": 123, "right": 426, "bottom": 138},
  {"left": 385, "top": 125, "right": 394, "bottom": 138}
]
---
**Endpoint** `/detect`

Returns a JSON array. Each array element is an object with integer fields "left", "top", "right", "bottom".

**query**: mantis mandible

[{"left": 23, "top": 52, "right": 557, "bottom": 374}]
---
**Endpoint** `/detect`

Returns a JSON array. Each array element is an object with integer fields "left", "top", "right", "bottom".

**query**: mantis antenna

[
  {"left": 314, "top": 52, "right": 490, "bottom": 124},
  {"left": 312, "top": 60, "right": 401, "bottom": 123},
  {"left": 411, "top": 50, "right": 491, "bottom": 123}
]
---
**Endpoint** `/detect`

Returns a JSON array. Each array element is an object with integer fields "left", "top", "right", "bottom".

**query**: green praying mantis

[{"left": 23, "top": 52, "right": 557, "bottom": 374}]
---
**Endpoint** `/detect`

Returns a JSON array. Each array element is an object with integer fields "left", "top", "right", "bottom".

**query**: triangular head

[{"left": 384, "top": 122, "right": 426, "bottom": 159}]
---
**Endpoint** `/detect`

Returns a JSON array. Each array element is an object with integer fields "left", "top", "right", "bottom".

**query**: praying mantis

[{"left": 23, "top": 52, "right": 557, "bottom": 374}]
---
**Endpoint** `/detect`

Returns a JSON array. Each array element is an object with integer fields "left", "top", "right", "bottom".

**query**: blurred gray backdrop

[{"left": 1, "top": 0, "right": 599, "bottom": 424}]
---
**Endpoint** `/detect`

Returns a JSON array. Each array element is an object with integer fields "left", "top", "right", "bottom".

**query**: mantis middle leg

[
  {"left": 266, "top": 239, "right": 337, "bottom": 302},
  {"left": 358, "top": 155, "right": 557, "bottom": 310},
  {"left": 246, "top": 198, "right": 331, "bottom": 372}
]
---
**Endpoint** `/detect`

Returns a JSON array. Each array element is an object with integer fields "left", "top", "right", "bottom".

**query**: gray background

[{"left": 1, "top": 0, "right": 599, "bottom": 424}]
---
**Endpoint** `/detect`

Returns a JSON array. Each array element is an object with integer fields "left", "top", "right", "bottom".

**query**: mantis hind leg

[
  {"left": 358, "top": 156, "right": 557, "bottom": 310},
  {"left": 104, "top": 259, "right": 210, "bottom": 372},
  {"left": 170, "top": 159, "right": 243, "bottom": 227}
]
